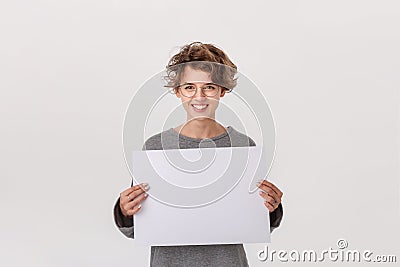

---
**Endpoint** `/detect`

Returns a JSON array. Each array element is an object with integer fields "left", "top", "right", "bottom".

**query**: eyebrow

[{"left": 179, "top": 82, "right": 215, "bottom": 86}]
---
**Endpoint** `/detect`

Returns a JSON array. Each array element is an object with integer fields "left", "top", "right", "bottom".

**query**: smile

[{"left": 191, "top": 104, "right": 209, "bottom": 111}]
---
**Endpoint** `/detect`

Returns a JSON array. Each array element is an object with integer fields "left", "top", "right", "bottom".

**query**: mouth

[{"left": 191, "top": 104, "right": 209, "bottom": 112}]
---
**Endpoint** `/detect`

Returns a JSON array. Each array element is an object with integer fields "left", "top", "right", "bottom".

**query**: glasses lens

[
  {"left": 202, "top": 84, "right": 219, "bottom": 96},
  {"left": 179, "top": 84, "right": 196, "bottom": 97},
  {"left": 178, "top": 83, "right": 220, "bottom": 97}
]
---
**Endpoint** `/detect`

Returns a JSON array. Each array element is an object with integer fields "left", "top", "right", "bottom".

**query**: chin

[{"left": 188, "top": 114, "right": 213, "bottom": 121}]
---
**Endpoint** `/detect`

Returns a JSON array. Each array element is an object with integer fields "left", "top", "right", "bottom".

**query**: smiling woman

[
  {"left": 171, "top": 64, "right": 228, "bottom": 137},
  {"left": 113, "top": 41, "right": 284, "bottom": 267}
]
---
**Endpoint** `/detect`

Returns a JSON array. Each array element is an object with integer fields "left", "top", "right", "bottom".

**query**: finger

[
  {"left": 258, "top": 191, "right": 277, "bottom": 205},
  {"left": 126, "top": 184, "right": 150, "bottom": 201},
  {"left": 257, "top": 180, "right": 282, "bottom": 197},
  {"left": 121, "top": 183, "right": 150, "bottom": 197},
  {"left": 265, "top": 181, "right": 283, "bottom": 197},
  {"left": 122, "top": 192, "right": 148, "bottom": 216},
  {"left": 257, "top": 186, "right": 280, "bottom": 203},
  {"left": 121, "top": 185, "right": 137, "bottom": 196},
  {"left": 125, "top": 192, "right": 149, "bottom": 211},
  {"left": 121, "top": 183, "right": 150, "bottom": 203},
  {"left": 125, "top": 203, "right": 142, "bottom": 216},
  {"left": 263, "top": 201, "right": 275, "bottom": 213}
]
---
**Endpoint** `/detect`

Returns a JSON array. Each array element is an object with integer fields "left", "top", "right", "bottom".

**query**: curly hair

[{"left": 165, "top": 42, "right": 238, "bottom": 93}]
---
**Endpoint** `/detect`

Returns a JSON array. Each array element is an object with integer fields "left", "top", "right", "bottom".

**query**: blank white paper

[{"left": 132, "top": 146, "right": 271, "bottom": 246}]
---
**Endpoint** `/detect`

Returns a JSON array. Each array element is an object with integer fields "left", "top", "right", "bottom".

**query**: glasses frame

[{"left": 175, "top": 82, "right": 226, "bottom": 98}]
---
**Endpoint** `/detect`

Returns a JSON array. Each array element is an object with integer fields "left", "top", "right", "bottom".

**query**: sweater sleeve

[
  {"left": 113, "top": 143, "right": 148, "bottom": 239},
  {"left": 113, "top": 197, "right": 134, "bottom": 238},
  {"left": 113, "top": 179, "right": 135, "bottom": 239},
  {"left": 269, "top": 203, "right": 283, "bottom": 233},
  {"left": 248, "top": 136, "right": 284, "bottom": 233}
]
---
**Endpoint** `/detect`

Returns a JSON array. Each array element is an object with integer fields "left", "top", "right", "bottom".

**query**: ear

[
  {"left": 220, "top": 88, "right": 226, "bottom": 97},
  {"left": 175, "top": 89, "right": 181, "bottom": 98}
]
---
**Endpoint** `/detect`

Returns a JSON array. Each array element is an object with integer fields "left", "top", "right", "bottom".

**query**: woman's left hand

[{"left": 257, "top": 179, "right": 283, "bottom": 213}]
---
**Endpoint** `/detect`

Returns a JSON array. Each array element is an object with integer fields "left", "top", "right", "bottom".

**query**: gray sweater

[{"left": 114, "top": 126, "right": 283, "bottom": 266}]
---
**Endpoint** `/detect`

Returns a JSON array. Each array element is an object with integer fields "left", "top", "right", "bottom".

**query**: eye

[
  {"left": 204, "top": 85, "right": 217, "bottom": 90},
  {"left": 182, "top": 85, "right": 195, "bottom": 90}
]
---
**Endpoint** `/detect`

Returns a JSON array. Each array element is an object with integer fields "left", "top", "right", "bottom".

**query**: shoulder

[
  {"left": 142, "top": 132, "right": 162, "bottom": 150},
  {"left": 228, "top": 126, "right": 257, "bottom": 147},
  {"left": 142, "top": 129, "right": 177, "bottom": 150}
]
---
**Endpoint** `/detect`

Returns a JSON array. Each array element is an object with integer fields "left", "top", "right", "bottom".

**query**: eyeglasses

[{"left": 176, "top": 82, "right": 222, "bottom": 97}]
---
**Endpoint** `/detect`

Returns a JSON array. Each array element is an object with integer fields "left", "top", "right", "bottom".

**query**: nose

[{"left": 193, "top": 85, "right": 207, "bottom": 98}]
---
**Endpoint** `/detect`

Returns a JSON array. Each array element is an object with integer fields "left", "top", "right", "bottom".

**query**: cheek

[
  {"left": 212, "top": 102, "right": 220, "bottom": 110},
  {"left": 210, "top": 97, "right": 220, "bottom": 107},
  {"left": 181, "top": 98, "right": 190, "bottom": 109}
]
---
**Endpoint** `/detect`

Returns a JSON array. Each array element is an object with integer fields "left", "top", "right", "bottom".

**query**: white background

[{"left": 0, "top": 1, "right": 399, "bottom": 266}]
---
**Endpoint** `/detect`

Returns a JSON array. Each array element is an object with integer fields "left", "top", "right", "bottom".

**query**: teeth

[{"left": 192, "top": 104, "right": 208, "bottom": 110}]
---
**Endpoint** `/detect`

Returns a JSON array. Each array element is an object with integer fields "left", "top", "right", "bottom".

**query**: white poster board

[{"left": 132, "top": 146, "right": 271, "bottom": 246}]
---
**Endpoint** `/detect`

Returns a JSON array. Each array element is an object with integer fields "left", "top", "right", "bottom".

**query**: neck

[{"left": 174, "top": 118, "right": 227, "bottom": 139}]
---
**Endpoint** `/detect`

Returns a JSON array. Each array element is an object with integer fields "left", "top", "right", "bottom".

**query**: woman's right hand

[{"left": 119, "top": 183, "right": 150, "bottom": 217}]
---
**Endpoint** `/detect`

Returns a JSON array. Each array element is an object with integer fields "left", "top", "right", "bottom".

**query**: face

[{"left": 175, "top": 66, "right": 226, "bottom": 121}]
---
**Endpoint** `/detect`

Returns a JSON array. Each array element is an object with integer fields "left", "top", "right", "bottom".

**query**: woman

[{"left": 114, "top": 42, "right": 284, "bottom": 266}]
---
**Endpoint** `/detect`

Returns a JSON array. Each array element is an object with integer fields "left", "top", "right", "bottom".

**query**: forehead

[{"left": 180, "top": 66, "right": 212, "bottom": 83}]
